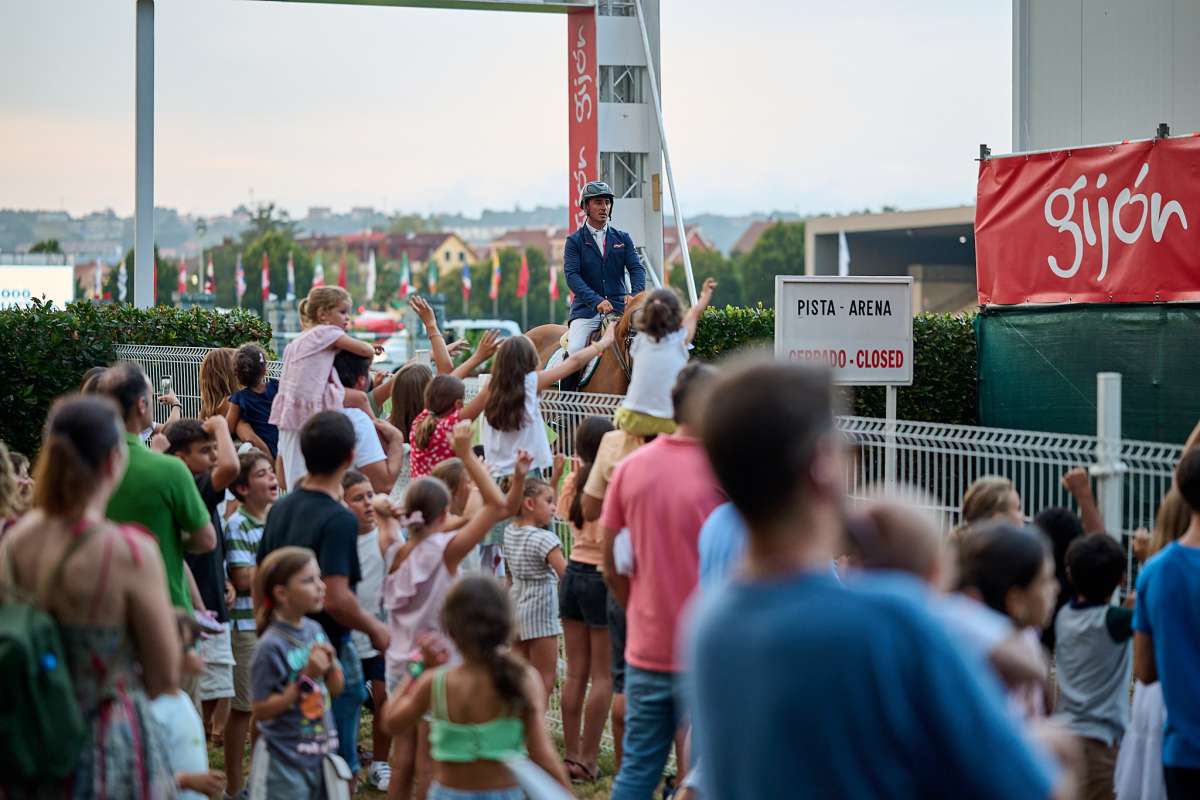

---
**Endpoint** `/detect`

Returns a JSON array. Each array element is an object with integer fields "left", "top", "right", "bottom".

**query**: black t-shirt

[
  {"left": 184, "top": 473, "right": 229, "bottom": 622},
  {"left": 256, "top": 487, "right": 361, "bottom": 645}
]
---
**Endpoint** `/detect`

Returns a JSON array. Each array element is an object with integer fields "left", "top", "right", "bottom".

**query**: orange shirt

[{"left": 557, "top": 471, "right": 603, "bottom": 566}]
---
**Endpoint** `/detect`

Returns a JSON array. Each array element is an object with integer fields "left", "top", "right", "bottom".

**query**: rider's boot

[{"left": 560, "top": 369, "right": 582, "bottom": 392}]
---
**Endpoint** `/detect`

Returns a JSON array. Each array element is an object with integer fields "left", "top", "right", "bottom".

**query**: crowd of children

[{"left": 7, "top": 276, "right": 1200, "bottom": 800}]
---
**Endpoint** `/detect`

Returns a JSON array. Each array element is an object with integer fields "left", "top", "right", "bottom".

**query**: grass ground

[{"left": 206, "top": 709, "right": 619, "bottom": 799}]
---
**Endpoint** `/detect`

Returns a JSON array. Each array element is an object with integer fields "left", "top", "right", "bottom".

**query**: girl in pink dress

[{"left": 269, "top": 286, "right": 379, "bottom": 490}]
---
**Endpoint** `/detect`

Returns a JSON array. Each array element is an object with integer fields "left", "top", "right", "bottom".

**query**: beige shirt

[{"left": 583, "top": 429, "right": 645, "bottom": 501}]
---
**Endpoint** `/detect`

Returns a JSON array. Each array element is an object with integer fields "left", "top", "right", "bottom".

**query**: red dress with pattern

[{"left": 408, "top": 408, "right": 462, "bottom": 478}]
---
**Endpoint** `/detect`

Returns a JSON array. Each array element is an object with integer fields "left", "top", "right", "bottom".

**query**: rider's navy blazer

[{"left": 563, "top": 224, "right": 647, "bottom": 323}]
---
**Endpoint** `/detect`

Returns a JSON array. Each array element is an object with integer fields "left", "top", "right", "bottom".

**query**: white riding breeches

[{"left": 567, "top": 314, "right": 603, "bottom": 354}]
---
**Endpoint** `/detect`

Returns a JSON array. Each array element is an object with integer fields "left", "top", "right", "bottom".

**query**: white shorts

[
  {"left": 278, "top": 429, "right": 308, "bottom": 492},
  {"left": 197, "top": 625, "right": 235, "bottom": 701}
]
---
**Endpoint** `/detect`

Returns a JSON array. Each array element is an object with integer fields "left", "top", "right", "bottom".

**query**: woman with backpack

[{"left": 0, "top": 394, "right": 178, "bottom": 797}]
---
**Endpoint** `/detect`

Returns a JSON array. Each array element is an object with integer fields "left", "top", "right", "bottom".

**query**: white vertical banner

[{"left": 837, "top": 230, "right": 851, "bottom": 277}]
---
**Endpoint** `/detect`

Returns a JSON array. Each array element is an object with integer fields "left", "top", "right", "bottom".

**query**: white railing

[{"left": 113, "top": 344, "right": 1182, "bottom": 537}]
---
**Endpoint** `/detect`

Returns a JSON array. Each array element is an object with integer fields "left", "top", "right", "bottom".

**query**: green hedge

[
  {"left": 0, "top": 300, "right": 272, "bottom": 456},
  {"left": 692, "top": 305, "right": 978, "bottom": 426}
]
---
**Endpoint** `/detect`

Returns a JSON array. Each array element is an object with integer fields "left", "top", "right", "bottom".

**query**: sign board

[
  {"left": 976, "top": 136, "right": 1200, "bottom": 306},
  {"left": 775, "top": 275, "right": 913, "bottom": 386},
  {"left": 0, "top": 262, "right": 75, "bottom": 309},
  {"left": 567, "top": 7, "right": 597, "bottom": 232}
]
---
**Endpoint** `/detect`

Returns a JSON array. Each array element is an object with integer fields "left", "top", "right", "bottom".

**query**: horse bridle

[{"left": 602, "top": 312, "right": 635, "bottom": 384}]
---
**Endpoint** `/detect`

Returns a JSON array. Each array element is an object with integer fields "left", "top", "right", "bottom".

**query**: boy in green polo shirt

[{"left": 100, "top": 361, "right": 215, "bottom": 610}]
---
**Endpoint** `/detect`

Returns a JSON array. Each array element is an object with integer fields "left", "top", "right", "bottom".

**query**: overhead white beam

[
  {"left": 250, "top": 0, "right": 594, "bottom": 13},
  {"left": 134, "top": 0, "right": 154, "bottom": 308}
]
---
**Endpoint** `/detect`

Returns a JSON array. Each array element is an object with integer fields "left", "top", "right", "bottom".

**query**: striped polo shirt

[{"left": 224, "top": 508, "right": 265, "bottom": 632}]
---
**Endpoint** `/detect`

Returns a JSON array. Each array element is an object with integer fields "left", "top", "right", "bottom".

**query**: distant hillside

[{"left": 0, "top": 204, "right": 807, "bottom": 259}]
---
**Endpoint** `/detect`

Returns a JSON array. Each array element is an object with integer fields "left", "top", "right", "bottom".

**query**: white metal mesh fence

[{"left": 113, "top": 345, "right": 1183, "bottom": 537}]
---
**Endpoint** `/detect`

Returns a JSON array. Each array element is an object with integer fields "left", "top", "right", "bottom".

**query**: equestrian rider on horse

[{"left": 561, "top": 180, "right": 647, "bottom": 390}]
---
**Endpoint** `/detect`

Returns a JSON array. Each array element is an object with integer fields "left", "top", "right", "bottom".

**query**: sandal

[
  {"left": 564, "top": 759, "right": 601, "bottom": 783},
  {"left": 564, "top": 758, "right": 601, "bottom": 784}
]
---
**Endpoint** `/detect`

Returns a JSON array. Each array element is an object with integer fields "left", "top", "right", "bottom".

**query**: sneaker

[{"left": 367, "top": 760, "right": 391, "bottom": 792}]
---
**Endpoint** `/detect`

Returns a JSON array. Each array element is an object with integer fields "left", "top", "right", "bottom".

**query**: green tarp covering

[{"left": 977, "top": 304, "right": 1200, "bottom": 443}]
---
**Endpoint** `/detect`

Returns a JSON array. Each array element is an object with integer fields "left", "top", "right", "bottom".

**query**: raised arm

[
  {"left": 539, "top": 325, "right": 614, "bottom": 391},
  {"left": 443, "top": 422, "right": 509, "bottom": 570},
  {"left": 205, "top": 416, "right": 241, "bottom": 492},
  {"left": 410, "top": 296, "right": 454, "bottom": 375},
  {"left": 1062, "top": 467, "right": 1105, "bottom": 535},
  {"left": 451, "top": 330, "right": 501, "bottom": 380},
  {"left": 683, "top": 278, "right": 717, "bottom": 344},
  {"left": 334, "top": 334, "right": 378, "bottom": 359},
  {"left": 504, "top": 451, "right": 533, "bottom": 519}
]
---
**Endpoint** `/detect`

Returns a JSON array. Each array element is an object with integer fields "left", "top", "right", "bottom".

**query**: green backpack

[{"left": 0, "top": 529, "right": 90, "bottom": 782}]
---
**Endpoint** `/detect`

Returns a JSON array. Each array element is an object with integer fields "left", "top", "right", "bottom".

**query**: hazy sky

[{"left": 1, "top": 0, "right": 1012, "bottom": 218}]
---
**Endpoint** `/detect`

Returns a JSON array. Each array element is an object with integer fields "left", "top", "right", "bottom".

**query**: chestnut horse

[{"left": 526, "top": 293, "right": 646, "bottom": 396}]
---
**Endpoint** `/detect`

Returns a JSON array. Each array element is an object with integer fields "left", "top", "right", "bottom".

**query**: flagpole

[{"left": 522, "top": 294, "right": 527, "bottom": 330}]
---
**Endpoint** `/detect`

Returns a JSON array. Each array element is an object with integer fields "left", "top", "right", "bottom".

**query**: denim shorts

[
  {"left": 427, "top": 782, "right": 524, "bottom": 800},
  {"left": 559, "top": 561, "right": 609, "bottom": 628}
]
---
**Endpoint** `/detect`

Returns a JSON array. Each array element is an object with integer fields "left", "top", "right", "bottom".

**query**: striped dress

[{"left": 501, "top": 524, "right": 563, "bottom": 640}]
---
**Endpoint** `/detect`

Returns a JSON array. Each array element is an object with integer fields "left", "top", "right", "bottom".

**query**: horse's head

[{"left": 614, "top": 290, "right": 650, "bottom": 347}]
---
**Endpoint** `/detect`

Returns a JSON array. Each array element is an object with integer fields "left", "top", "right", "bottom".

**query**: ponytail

[
  {"left": 567, "top": 416, "right": 613, "bottom": 529},
  {"left": 441, "top": 575, "right": 531, "bottom": 716},
  {"left": 413, "top": 414, "right": 439, "bottom": 451},
  {"left": 415, "top": 375, "right": 465, "bottom": 449},
  {"left": 32, "top": 395, "right": 123, "bottom": 520},
  {"left": 485, "top": 647, "right": 531, "bottom": 717},
  {"left": 299, "top": 286, "right": 352, "bottom": 329},
  {"left": 401, "top": 477, "right": 451, "bottom": 540}
]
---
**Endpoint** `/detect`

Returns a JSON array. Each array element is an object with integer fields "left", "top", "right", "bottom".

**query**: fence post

[
  {"left": 1094, "top": 372, "right": 1124, "bottom": 540},
  {"left": 885, "top": 385, "right": 898, "bottom": 491}
]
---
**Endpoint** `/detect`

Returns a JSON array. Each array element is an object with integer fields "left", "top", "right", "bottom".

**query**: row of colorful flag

[{"left": 96, "top": 247, "right": 563, "bottom": 305}]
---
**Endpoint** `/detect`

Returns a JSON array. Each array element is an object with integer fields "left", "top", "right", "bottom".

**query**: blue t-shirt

[
  {"left": 684, "top": 570, "right": 1056, "bottom": 800},
  {"left": 1133, "top": 542, "right": 1200, "bottom": 767},
  {"left": 230, "top": 379, "right": 280, "bottom": 457},
  {"left": 698, "top": 502, "right": 747, "bottom": 589}
]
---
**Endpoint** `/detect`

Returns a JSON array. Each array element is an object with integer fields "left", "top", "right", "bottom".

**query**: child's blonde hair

[
  {"left": 199, "top": 347, "right": 239, "bottom": 418},
  {"left": 299, "top": 286, "right": 352, "bottom": 328}
]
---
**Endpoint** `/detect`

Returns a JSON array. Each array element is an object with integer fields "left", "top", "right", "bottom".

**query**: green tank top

[{"left": 429, "top": 667, "right": 527, "bottom": 763}]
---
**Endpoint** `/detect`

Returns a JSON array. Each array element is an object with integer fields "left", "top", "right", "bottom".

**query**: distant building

[
  {"left": 730, "top": 220, "right": 778, "bottom": 255},
  {"left": 296, "top": 231, "right": 477, "bottom": 283},
  {"left": 487, "top": 227, "right": 568, "bottom": 267},
  {"left": 663, "top": 225, "right": 715, "bottom": 264},
  {"left": 804, "top": 206, "right": 977, "bottom": 315}
]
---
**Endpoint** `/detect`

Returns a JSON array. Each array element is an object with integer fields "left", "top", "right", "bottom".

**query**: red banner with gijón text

[
  {"left": 567, "top": 7, "right": 598, "bottom": 232},
  {"left": 975, "top": 136, "right": 1200, "bottom": 306}
]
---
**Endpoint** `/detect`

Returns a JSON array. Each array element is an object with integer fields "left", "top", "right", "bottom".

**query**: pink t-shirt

[
  {"left": 599, "top": 434, "right": 724, "bottom": 672},
  {"left": 269, "top": 324, "right": 346, "bottom": 431}
]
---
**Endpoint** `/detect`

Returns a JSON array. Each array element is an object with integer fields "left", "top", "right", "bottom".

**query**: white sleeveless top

[
  {"left": 483, "top": 371, "right": 554, "bottom": 475},
  {"left": 622, "top": 329, "right": 689, "bottom": 419}
]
